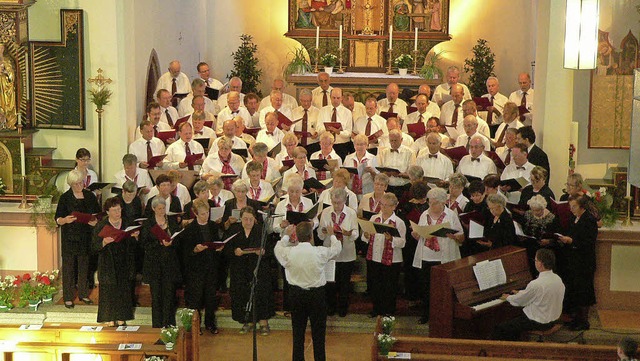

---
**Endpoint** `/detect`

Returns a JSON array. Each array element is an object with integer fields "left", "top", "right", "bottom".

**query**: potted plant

[
  {"left": 227, "top": 34, "right": 263, "bottom": 97},
  {"left": 284, "top": 47, "right": 312, "bottom": 77},
  {"left": 35, "top": 270, "right": 59, "bottom": 304},
  {"left": 30, "top": 184, "right": 61, "bottom": 234},
  {"left": 0, "top": 275, "right": 17, "bottom": 311},
  {"left": 420, "top": 49, "right": 446, "bottom": 80},
  {"left": 394, "top": 54, "right": 414, "bottom": 76},
  {"left": 381, "top": 315, "right": 396, "bottom": 335},
  {"left": 320, "top": 53, "right": 338, "bottom": 74},
  {"left": 0, "top": 177, "right": 6, "bottom": 196},
  {"left": 15, "top": 273, "right": 41, "bottom": 310},
  {"left": 463, "top": 38, "right": 496, "bottom": 97},
  {"left": 160, "top": 326, "right": 179, "bottom": 350},
  {"left": 144, "top": 357, "right": 167, "bottom": 361},
  {"left": 377, "top": 333, "right": 396, "bottom": 356},
  {"left": 177, "top": 308, "right": 195, "bottom": 332}
]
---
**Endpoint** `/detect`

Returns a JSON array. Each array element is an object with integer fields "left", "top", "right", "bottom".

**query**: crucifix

[{"left": 359, "top": 0, "right": 377, "bottom": 35}]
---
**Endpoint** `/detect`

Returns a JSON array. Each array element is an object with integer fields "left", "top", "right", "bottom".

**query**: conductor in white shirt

[
  {"left": 275, "top": 221, "right": 341, "bottom": 361},
  {"left": 492, "top": 249, "right": 565, "bottom": 341}
]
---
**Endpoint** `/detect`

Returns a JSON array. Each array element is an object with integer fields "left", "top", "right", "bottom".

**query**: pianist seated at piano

[
  {"left": 412, "top": 187, "right": 464, "bottom": 324},
  {"left": 472, "top": 194, "right": 517, "bottom": 254},
  {"left": 492, "top": 249, "right": 565, "bottom": 341}
]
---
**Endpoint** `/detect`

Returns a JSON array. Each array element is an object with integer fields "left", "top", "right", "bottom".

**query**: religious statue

[
  {"left": 296, "top": 0, "right": 314, "bottom": 28},
  {"left": 428, "top": 0, "right": 442, "bottom": 31},
  {"left": 412, "top": 0, "right": 426, "bottom": 30},
  {"left": 359, "top": 0, "right": 377, "bottom": 35},
  {"left": 393, "top": 0, "right": 411, "bottom": 32},
  {"left": 299, "top": 0, "right": 345, "bottom": 29},
  {"left": 0, "top": 43, "right": 17, "bottom": 130}
]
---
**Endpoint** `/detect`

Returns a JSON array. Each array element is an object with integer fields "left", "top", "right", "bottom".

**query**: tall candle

[
  {"left": 389, "top": 26, "right": 393, "bottom": 50},
  {"left": 315, "top": 26, "right": 320, "bottom": 49},
  {"left": 627, "top": 177, "right": 632, "bottom": 198},
  {"left": 18, "top": 112, "right": 21, "bottom": 126},
  {"left": 339, "top": 25, "right": 343, "bottom": 49},
  {"left": 20, "top": 140, "right": 25, "bottom": 177},
  {"left": 414, "top": 27, "right": 418, "bottom": 51}
]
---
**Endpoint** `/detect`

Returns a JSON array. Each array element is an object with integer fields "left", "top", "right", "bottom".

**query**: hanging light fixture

[{"left": 564, "top": 0, "right": 600, "bottom": 69}]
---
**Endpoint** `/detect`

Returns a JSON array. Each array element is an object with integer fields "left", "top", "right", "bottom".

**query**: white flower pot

[
  {"left": 398, "top": 68, "right": 408, "bottom": 76},
  {"left": 324, "top": 67, "right": 334, "bottom": 74},
  {"left": 165, "top": 341, "right": 174, "bottom": 350}
]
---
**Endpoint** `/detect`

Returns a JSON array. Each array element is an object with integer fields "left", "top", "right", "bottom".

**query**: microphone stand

[{"left": 244, "top": 203, "right": 275, "bottom": 361}]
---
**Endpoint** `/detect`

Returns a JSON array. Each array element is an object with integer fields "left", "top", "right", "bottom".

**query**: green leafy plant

[
  {"left": 587, "top": 187, "right": 618, "bottom": 228},
  {"left": 0, "top": 276, "right": 17, "bottom": 309},
  {"left": 227, "top": 34, "right": 263, "bottom": 97},
  {"left": 320, "top": 53, "right": 338, "bottom": 68},
  {"left": 89, "top": 87, "right": 112, "bottom": 111},
  {"left": 463, "top": 39, "right": 496, "bottom": 97},
  {"left": 394, "top": 54, "right": 413, "bottom": 69},
  {"left": 30, "top": 184, "right": 61, "bottom": 234},
  {"left": 177, "top": 308, "right": 195, "bottom": 332},
  {"left": 377, "top": 333, "right": 396, "bottom": 356},
  {"left": 160, "top": 326, "right": 179, "bottom": 344},
  {"left": 420, "top": 49, "right": 447, "bottom": 80},
  {"left": 284, "top": 47, "right": 312, "bottom": 77},
  {"left": 381, "top": 316, "right": 396, "bottom": 334}
]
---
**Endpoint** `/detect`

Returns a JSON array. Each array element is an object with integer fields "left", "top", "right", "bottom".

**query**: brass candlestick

[
  {"left": 622, "top": 196, "right": 633, "bottom": 227},
  {"left": 386, "top": 48, "right": 394, "bottom": 75},
  {"left": 314, "top": 47, "right": 320, "bottom": 73},
  {"left": 412, "top": 49, "right": 419, "bottom": 75},
  {"left": 18, "top": 175, "right": 30, "bottom": 209},
  {"left": 337, "top": 48, "right": 345, "bottom": 74}
]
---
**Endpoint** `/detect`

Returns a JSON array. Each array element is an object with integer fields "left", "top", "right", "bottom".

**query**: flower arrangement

[
  {"left": 89, "top": 87, "right": 112, "bottom": 111},
  {"left": 586, "top": 187, "right": 617, "bottom": 227},
  {"left": 0, "top": 177, "right": 6, "bottom": 195},
  {"left": 177, "top": 308, "right": 195, "bottom": 332},
  {"left": 144, "top": 357, "right": 167, "bottom": 361},
  {"left": 394, "top": 54, "right": 413, "bottom": 69},
  {"left": 320, "top": 53, "right": 338, "bottom": 68},
  {"left": 35, "top": 270, "right": 60, "bottom": 301},
  {"left": 14, "top": 273, "right": 40, "bottom": 307},
  {"left": 381, "top": 315, "right": 396, "bottom": 335},
  {"left": 377, "top": 333, "right": 396, "bottom": 356},
  {"left": 0, "top": 275, "right": 17, "bottom": 309},
  {"left": 9, "top": 270, "right": 60, "bottom": 308},
  {"left": 160, "top": 326, "right": 179, "bottom": 349}
]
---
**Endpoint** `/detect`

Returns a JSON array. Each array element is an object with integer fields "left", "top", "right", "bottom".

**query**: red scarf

[
  {"left": 84, "top": 174, "right": 91, "bottom": 189},
  {"left": 448, "top": 198, "right": 461, "bottom": 213},
  {"left": 286, "top": 201, "right": 305, "bottom": 241},
  {"left": 317, "top": 153, "right": 331, "bottom": 180},
  {"left": 351, "top": 157, "right": 366, "bottom": 194},
  {"left": 369, "top": 196, "right": 381, "bottom": 213},
  {"left": 249, "top": 184, "right": 262, "bottom": 200},
  {"left": 220, "top": 153, "right": 235, "bottom": 190},
  {"left": 331, "top": 210, "right": 346, "bottom": 241},
  {"left": 261, "top": 158, "right": 269, "bottom": 180},
  {"left": 425, "top": 212, "right": 446, "bottom": 251},
  {"left": 366, "top": 215, "right": 397, "bottom": 266}
]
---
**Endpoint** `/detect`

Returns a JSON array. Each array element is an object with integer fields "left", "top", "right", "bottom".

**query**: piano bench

[{"left": 526, "top": 323, "right": 563, "bottom": 342}]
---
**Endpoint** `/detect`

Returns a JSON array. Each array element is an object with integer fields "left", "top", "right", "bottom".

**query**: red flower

[
  {"left": 23, "top": 273, "right": 31, "bottom": 281},
  {"left": 41, "top": 277, "right": 51, "bottom": 285},
  {"left": 13, "top": 279, "right": 21, "bottom": 286}
]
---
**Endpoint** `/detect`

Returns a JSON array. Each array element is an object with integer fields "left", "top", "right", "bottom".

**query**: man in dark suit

[{"left": 516, "top": 126, "right": 550, "bottom": 181}]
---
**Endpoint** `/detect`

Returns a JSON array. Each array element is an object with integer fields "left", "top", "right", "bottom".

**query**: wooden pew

[{"left": 370, "top": 317, "right": 617, "bottom": 361}]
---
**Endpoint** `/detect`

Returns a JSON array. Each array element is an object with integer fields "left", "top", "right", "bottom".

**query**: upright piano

[{"left": 429, "top": 246, "right": 532, "bottom": 339}]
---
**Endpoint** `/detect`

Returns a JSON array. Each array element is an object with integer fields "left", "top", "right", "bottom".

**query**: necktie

[
  {"left": 322, "top": 90, "right": 328, "bottom": 107},
  {"left": 171, "top": 78, "right": 177, "bottom": 95},
  {"left": 153, "top": 125, "right": 158, "bottom": 137},
  {"left": 471, "top": 157, "right": 480, "bottom": 162},
  {"left": 429, "top": 154, "right": 438, "bottom": 159},
  {"left": 195, "top": 130, "right": 203, "bottom": 135},
  {"left": 365, "top": 117, "right": 372, "bottom": 136},
  {"left": 495, "top": 125, "right": 506, "bottom": 147},
  {"left": 165, "top": 109, "right": 174, "bottom": 127},
  {"left": 505, "top": 149, "right": 512, "bottom": 165},
  {"left": 205, "top": 79, "right": 210, "bottom": 87},
  {"left": 516, "top": 166, "right": 525, "bottom": 170},
  {"left": 391, "top": 149, "right": 399, "bottom": 153},
  {"left": 331, "top": 107, "right": 337, "bottom": 123},
  {"left": 487, "top": 96, "right": 494, "bottom": 124},
  {"left": 267, "top": 132, "right": 274, "bottom": 136},
  {"left": 185, "top": 142, "right": 194, "bottom": 170},
  {"left": 146, "top": 141, "right": 153, "bottom": 163},
  {"left": 418, "top": 113, "right": 424, "bottom": 123},
  {"left": 465, "top": 137, "right": 471, "bottom": 151},
  {"left": 388, "top": 102, "right": 395, "bottom": 114},
  {"left": 301, "top": 109, "right": 308, "bottom": 146},
  {"left": 521, "top": 92, "right": 527, "bottom": 108},
  {"left": 452, "top": 104, "right": 460, "bottom": 128}
]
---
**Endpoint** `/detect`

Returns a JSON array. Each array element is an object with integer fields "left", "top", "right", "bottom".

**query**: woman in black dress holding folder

[
  {"left": 141, "top": 196, "right": 182, "bottom": 328},
  {"left": 224, "top": 206, "right": 274, "bottom": 335},
  {"left": 55, "top": 169, "right": 101, "bottom": 309},
  {"left": 92, "top": 197, "right": 138, "bottom": 326}
]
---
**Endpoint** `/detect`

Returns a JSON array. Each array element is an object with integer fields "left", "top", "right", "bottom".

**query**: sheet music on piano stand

[{"left": 473, "top": 259, "right": 507, "bottom": 291}]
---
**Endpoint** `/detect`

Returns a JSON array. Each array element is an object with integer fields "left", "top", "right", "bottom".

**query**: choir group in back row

[{"left": 54, "top": 60, "right": 597, "bottom": 338}]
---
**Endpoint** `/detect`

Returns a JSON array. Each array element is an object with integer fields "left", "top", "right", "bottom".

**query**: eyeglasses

[{"left": 78, "top": 158, "right": 91, "bottom": 162}]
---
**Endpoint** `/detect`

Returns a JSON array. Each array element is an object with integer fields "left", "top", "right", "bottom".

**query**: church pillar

[{"left": 533, "top": 0, "right": 575, "bottom": 195}]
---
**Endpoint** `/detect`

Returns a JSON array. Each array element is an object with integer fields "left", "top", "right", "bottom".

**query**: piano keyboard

[{"left": 472, "top": 298, "right": 505, "bottom": 311}]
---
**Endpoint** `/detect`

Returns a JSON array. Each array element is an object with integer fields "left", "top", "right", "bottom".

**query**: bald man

[
  {"left": 216, "top": 91, "right": 252, "bottom": 132},
  {"left": 508, "top": 73, "right": 534, "bottom": 125},
  {"left": 317, "top": 87, "right": 353, "bottom": 158},
  {"left": 412, "top": 84, "right": 441, "bottom": 118},
  {"left": 217, "top": 77, "right": 245, "bottom": 109},
  {"left": 481, "top": 76, "right": 508, "bottom": 126},
  {"left": 377, "top": 83, "right": 408, "bottom": 122},
  {"left": 312, "top": 72, "right": 333, "bottom": 109},
  {"left": 432, "top": 66, "right": 472, "bottom": 106},
  {"left": 155, "top": 60, "right": 191, "bottom": 98},
  {"left": 258, "top": 79, "right": 298, "bottom": 111}
]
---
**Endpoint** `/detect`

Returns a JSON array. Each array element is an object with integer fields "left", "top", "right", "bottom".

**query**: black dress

[
  {"left": 396, "top": 199, "right": 429, "bottom": 300},
  {"left": 54, "top": 189, "right": 101, "bottom": 302},
  {"left": 179, "top": 219, "right": 221, "bottom": 329},
  {"left": 183, "top": 199, "right": 216, "bottom": 220},
  {"left": 518, "top": 185, "right": 556, "bottom": 210},
  {"left": 141, "top": 216, "right": 182, "bottom": 328},
  {"left": 224, "top": 222, "right": 274, "bottom": 324},
  {"left": 522, "top": 210, "right": 561, "bottom": 275},
  {"left": 91, "top": 218, "right": 136, "bottom": 323},
  {"left": 560, "top": 211, "right": 598, "bottom": 310},
  {"left": 482, "top": 210, "right": 517, "bottom": 250},
  {"left": 116, "top": 195, "right": 144, "bottom": 273}
]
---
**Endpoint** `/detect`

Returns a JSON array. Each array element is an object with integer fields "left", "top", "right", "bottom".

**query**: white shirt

[
  {"left": 415, "top": 150, "right": 454, "bottom": 180},
  {"left": 376, "top": 146, "right": 416, "bottom": 186},
  {"left": 500, "top": 161, "right": 535, "bottom": 182},
  {"left": 128, "top": 137, "right": 166, "bottom": 165},
  {"left": 425, "top": 101, "right": 441, "bottom": 118},
  {"left": 208, "top": 135, "right": 248, "bottom": 155},
  {"left": 377, "top": 97, "right": 408, "bottom": 121},
  {"left": 353, "top": 114, "right": 388, "bottom": 140},
  {"left": 349, "top": 101, "right": 367, "bottom": 121},
  {"left": 241, "top": 157, "right": 281, "bottom": 182},
  {"left": 447, "top": 193, "right": 469, "bottom": 214},
  {"left": 378, "top": 133, "right": 414, "bottom": 149},
  {"left": 457, "top": 153, "right": 497, "bottom": 180},
  {"left": 217, "top": 92, "right": 245, "bottom": 110},
  {"left": 480, "top": 92, "right": 509, "bottom": 125},
  {"left": 155, "top": 71, "right": 191, "bottom": 97},
  {"left": 432, "top": 82, "right": 472, "bottom": 105},
  {"left": 509, "top": 88, "right": 534, "bottom": 125},
  {"left": 244, "top": 179, "right": 275, "bottom": 203},
  {"left": 455, "top": 132, "right": 491, "bottom": 151},
  {"left": 318, "top": 206, "right": 359, "bottom": 262},
  {"left": 317, "top": 104, "right": 353, "bottom": 144},
  {"left": 358, "top": 192, "right": 384, "bottom": 215},
  {"left": 177, "top": 95, "right": 219, "bottom": 117},
  {"left": 113, "top": 168, "right": 154, "bottom": 194},
  {"left": 493, "top": 119, "right": 523, "bottom": 145},
  {"left": 496, "top": 145, "right": 513, "bottom": 164},
  {"left": 343, "top": 151, "right": 378, "bottom": 195},
  {"left": 413, "top": 207, "right": 463, "bottom": 267},
  {"left": 454, "top": 116, "right": 490, "bottom": 139},
  {"left": 402, "top": 110, "right": 432, "bottom": 133},
  {"left": 256, "top": 128, "right": 285, "bottom": 151},
  {"left": 272, "top": 195, "right": 318, "bottom": 235},
  {"left": 291, "top": 105, "right": 320, "bottom": 144},
  {"left": 282, "top": 165, "right": 316, "bottom": 183},
  {"left": 147, "top": 183, "right": 191, "bottom": 210},
  {"left": 312, "top": 86, "right": 333, "bottom": 109},
  {"left": 310, "top": 149, "right": 343, "bottom": 179},
  {"left": 209, "top": 189, "right": 234, "bottom": 207},
  {"left": 259, "top": 93, "right": 298, "bottom": 112},
  {"left": 506, "top": 270, "right": 565, "bottom": 324},
  {"left": 318, "top": 186, "right": 358, "bottom": 213},
  {"left": 200, "top": 77, "right": 224, "bottom": 90},
  {"left": 361, "top": 212, "right": 406, "bottom": 263},
  {"left": 192, "top": 126, "right": 217, "bottom": 146},
  {"left": 275, "top": 235, "right": 342, "bottom": 289},
  {"left": 164, "top": 139, "right": 205, "bottom": 171},
  {"left": 439, "top": 100, "right": 464, "bottom": 128},
  {"left": 159, "top": 106, "right": 179, "bottom": 127},
  {"left": 200, "top": 152, "right": 245, "bottom": 177},
  {"left": 259, "top": 106, "right": 294, "bottom": 129},
  {"left": 411, "top": 133, "right": 450, "bottom": 154},
  {"left": 217, "top": 106, "right": 252, "bottom": 132}
]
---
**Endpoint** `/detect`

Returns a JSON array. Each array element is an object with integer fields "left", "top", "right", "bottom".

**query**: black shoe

[
  {"left": 81, "top": 298, "right": 93, "bottom": 305},
  {"left": 206, "top": 326, "right": 219, "bottom": 335},
  {"left": 338, "top": 310, "right": 347, "bottom": 317},
  {"left": 327, "top": 308, "right": 336, "bottom": 316},
  {"left": 570, "top": 321, "right": 590, "bottom": 331},
  {"left": 64, "top": 301, "right": 74, "bottom": 309},
  {"left": 368, "top": 311, "right": 378, "bottom": 318},
  {"left": 418, "top": 316, "right": 429, "bottom": 324}
]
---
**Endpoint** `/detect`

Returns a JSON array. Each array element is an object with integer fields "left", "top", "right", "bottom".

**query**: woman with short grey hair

[{"left": 523, "top": 195, "right": 560, "bottom": 276}]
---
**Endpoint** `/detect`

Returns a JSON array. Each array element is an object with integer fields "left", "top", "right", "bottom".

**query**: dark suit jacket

[{"left": 527, "top": 145, "right": 550, "bottom": 180}]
